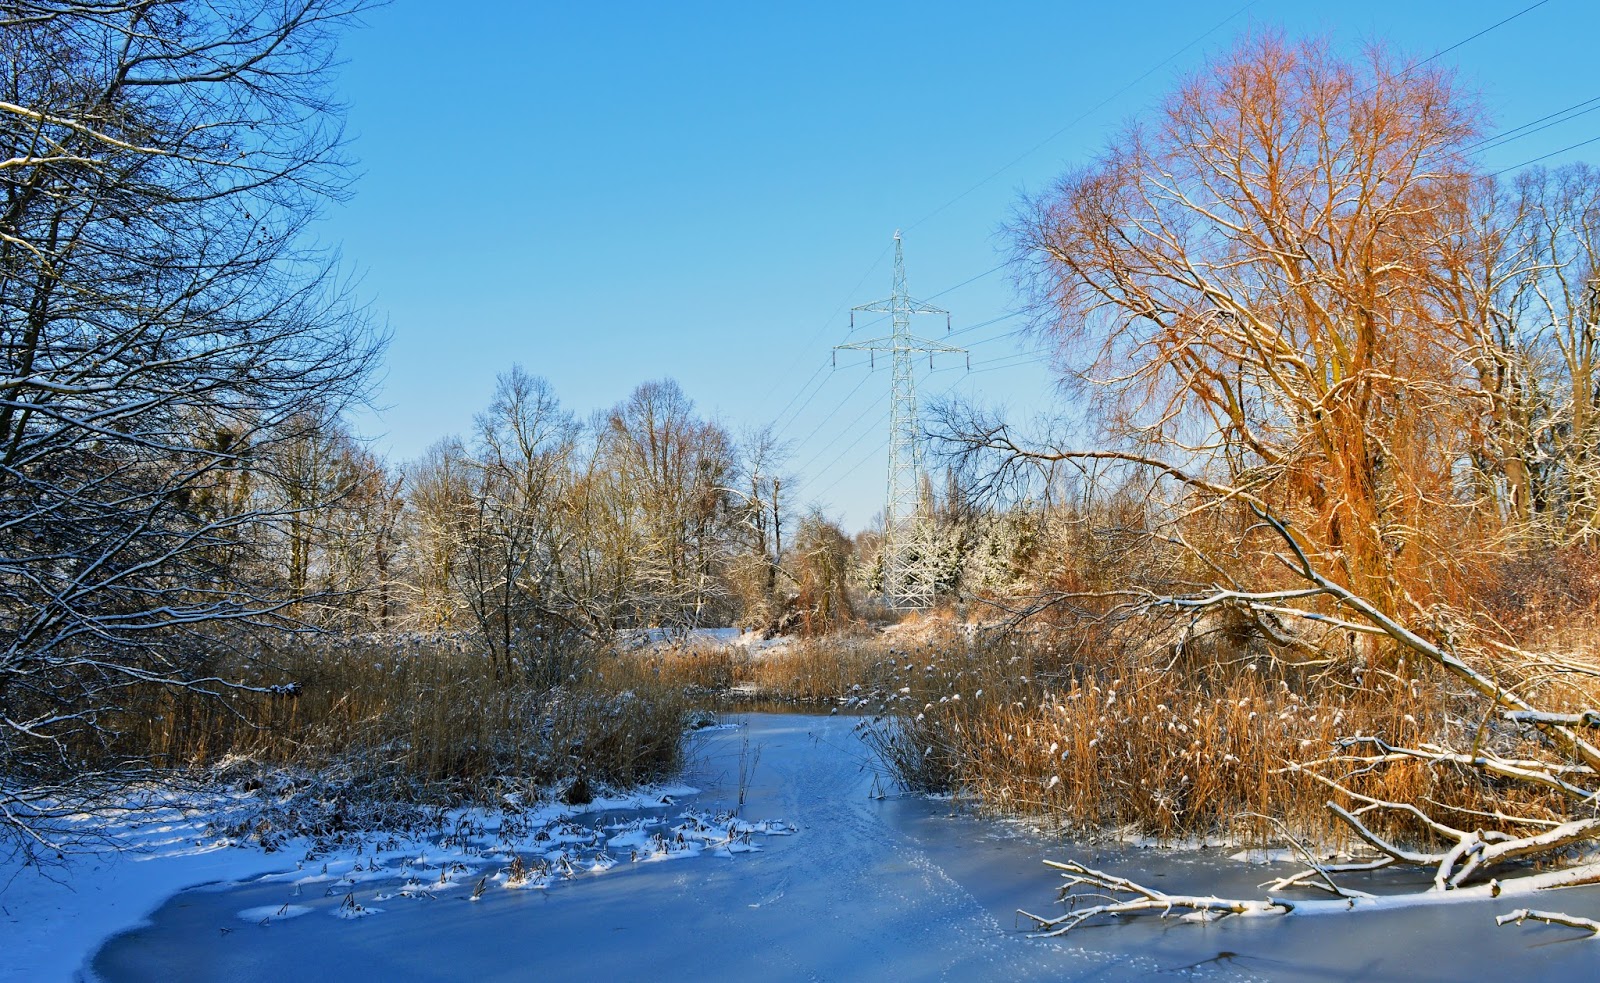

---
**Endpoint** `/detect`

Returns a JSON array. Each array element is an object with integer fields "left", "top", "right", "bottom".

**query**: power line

[
  {"left": 948, "top": 311, "right": 1024, "bottom": 341},
  {"left": 824, "top": 370, "right": 982, "bottom": 499},
  {"left": 800, "top": 406, "right": 890, "bottom": 490},
  {"left": 795, "top": 404, "right": 887, "bottom": 478},
  {"left": 917, "top": 322, "right": 1033, "bottom": 363},
  {"left": 1466, "top": 94, "right": 1600, "bottom": 154},
  {"left": 772, "top": 351, "right": 881, "bottom": 447},
  {"left": 766, "top": 359, "right": 830, "bottom": 433},
  {"left": 970, "top": 358, "right": 1050, "bottom": 376},
  {"left": 1492, "top": 133, "right": 1600, "bottom": 176},
  {"left": 972, "top": 347, "right": 1048, "bottom": 367},
  {"left": 765, "top": 244, "right": 896, "bottom": 433},
  {"left": 785, "top": 366, "right": 878, "bottom": 454},
  {"left": 926, "top": 263, "right": 1006, "bottom": 300},
  {"left": 903, "top": 1, "right": 1262, "bottom": 235},
  {"left": 1395, "top": 0, "right": 1551, "bottom": 80},
  {"left": 770, "top": 331, "right": 885, "bottom": 442},
  {"left": 1352, "top": 0, "right": 1551, "bottom": 103},
  {"left": 811, "top": 431, "right": 889, "bottom": 502},
  {"left": 807, "top": 336, "right": 1041, "bottom": 508}
]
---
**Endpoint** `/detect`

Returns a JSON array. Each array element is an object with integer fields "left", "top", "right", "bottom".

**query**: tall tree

[
  {"left": 1488, "top": 165, "right": 1600, "bottom": 540},
  {"left": 457, "top": 367, "right": 578, "bottom": 680},
  {"left": 726, "top": 424, "right": 790, "bottom": 626},
  {"left": 1011, "top": 33, "right": 1486, "bottom": 612},
  {"left": 0, "top": 0, "right": 381, "bottom": 841},
  {"left": 601, "top": 380, "right": 735, "bottom": 626},
  {"left": 402, "top": 438, "right": 474, "bottom": 630}
]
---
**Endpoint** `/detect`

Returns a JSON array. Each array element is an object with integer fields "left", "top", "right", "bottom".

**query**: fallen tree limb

[
  {"left": 1023, "top": 857, "right": 1600, "bottom": 936},
  {"left": 1018, "top": 859, "right": 1289, "bottom": 936},
  {"left": 1495, "top": 908, "right": 1600, "bottom": 938},
  {"left": 1320, "top": 736, "right": 1600, "bottom": 799},
  {"left": 1304, "top": 786, "right": 1600, "bottom": 891},
  {"left": 1279, "top": 738, "right": 1600, "bottom": 891},
  {"left": 1262, "top": 857, "right": 1392, "bottom": 894},
  {"left": 1503, "top": 710, "right": 1600, "bottom": 729}
]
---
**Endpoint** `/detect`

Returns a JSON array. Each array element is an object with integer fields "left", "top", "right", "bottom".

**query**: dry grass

[
  {"left": 612, "top": 634, "right": 887, "bottom": 704},
  {"left": 744, "top": 620, "right": 1585, "bottom": 848},
  {"left": 740, "top": 639, "right": 883, "bottom": 702},
  {"left": 621, "top": 642, "right": 743, "bottom": 694},
  {"left": 877, "top": 663, "right": 1537, "bottom": 846},
  {"left": 101, "top": 632, "right": 691, "bottom": 805}
]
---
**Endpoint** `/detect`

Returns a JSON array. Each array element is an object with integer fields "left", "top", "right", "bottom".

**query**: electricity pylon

[{"left": 835, "top": 232, "right": 966, "bottom": 610}]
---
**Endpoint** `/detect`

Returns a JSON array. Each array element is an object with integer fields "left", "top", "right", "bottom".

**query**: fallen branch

[
  {"left": 1495, "top": 908, "right": 1600, "bottom": 938},
  {"left": 1019, "top": 859, "right": 1290, "bottom": 936},
  {"left": 1026, "top": 857, "right": 1600, "bottom": 936},
  {"left": 1262, "top": 857, "right": 1392, "bottom": 894},
  {"left": 1503, "top": 710, "right": 1600, "bottom": 729},
  {"left": 1321, "top": 736, "right": 1599, "bottom": 800},
  {"left": 1321, "top": 793, "right": 1600, "bottom": 891}
]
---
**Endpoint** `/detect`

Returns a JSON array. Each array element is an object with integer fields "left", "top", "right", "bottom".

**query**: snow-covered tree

[{"left": 0, "top": 0, "right": 381, "bottom": 847}]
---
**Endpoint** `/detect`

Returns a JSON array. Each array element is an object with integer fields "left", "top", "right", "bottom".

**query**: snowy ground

[
  {"left": 3, "top": 796, "right": 321, "bottom": 983},
  {"left": 1, "top": 775, "right": 791, "bottom": 982},
  {"left": 619, "top": 626, "right": 794, "bottom": 656}
]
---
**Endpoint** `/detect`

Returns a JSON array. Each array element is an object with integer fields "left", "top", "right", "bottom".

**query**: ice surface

[
  {"left": 13, "top": 714, "right": 1600, "bottom": 982},
  {"left": 235, "top": 905, "right": 312, "bottom": 922}
]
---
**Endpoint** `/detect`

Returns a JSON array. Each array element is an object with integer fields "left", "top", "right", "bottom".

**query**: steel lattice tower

[{"left": 836, "top": 232, "right": 966, "bottom": 609}]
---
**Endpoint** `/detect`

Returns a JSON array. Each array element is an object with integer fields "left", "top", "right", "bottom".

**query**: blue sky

[{"left": 328, "top": 0, "right": 1599, "bottom": 532}]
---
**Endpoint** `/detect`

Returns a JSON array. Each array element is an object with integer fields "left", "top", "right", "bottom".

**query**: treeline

[
  {"left": 273, "top": 379, "right": 1096, "bottom": 655},
  {"left": 275, "top": 372, "right": 853, "bottom": 649}
]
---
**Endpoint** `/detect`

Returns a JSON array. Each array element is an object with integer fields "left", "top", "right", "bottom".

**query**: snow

[
  {"left": 619, "top": 626, "right": 795, "bottom": 656},
  {"left": 1, "top": 797, "right": 321, "bottom": 982},
  {"left": 0, "top": 777, "right": 791, "bottom": 982}
]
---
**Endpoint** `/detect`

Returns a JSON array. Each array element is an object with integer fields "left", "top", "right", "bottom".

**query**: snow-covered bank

[
  {"left": 619, "top": 626, "right": 795, "bottom": 657},
  {"left": 1, "top": 774, "right": 792, "bottom": 982},
  {"left": 3, "top": 797, "right": 317, "bottom": 983}
]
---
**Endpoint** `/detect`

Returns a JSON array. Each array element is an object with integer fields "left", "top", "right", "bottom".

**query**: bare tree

[
  {"left": 401, "top": 437, "right": 474, "bottom": 630},
  {"left": 282, "top": 425, "right": 402, "bottom": 628},
  {"left": 0, "top": 0, "right": 381, "bottom": 849},
  {"left": 1012, "top": 33, "right": 1489, "bottom": 616},
  {"left": 601, "top": 380, "right": 736, "bottom": 627},
  {"left": 790, "top": 510, "right": 853, "bottom": 634},
  {"left": 936, "top": 30, "right": 1600, "bottom": 932},
  {"left": 456, "top": 367, "right": 580, "bottom": 681},
  {"left": 724, "top": 424, "right": 791, "bottom": 627},
  {"left": 1483, "top": 165, "right": 1600, "bottom": 540}
]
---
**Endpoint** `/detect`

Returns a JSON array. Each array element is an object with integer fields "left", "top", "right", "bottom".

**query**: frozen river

[{"left": 93, "top": 713, "right": 1600, "bottom": 981}]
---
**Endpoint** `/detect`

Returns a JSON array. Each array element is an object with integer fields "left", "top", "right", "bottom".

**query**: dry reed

[
  {"left": 750, "top": 623, "right": 1585, "bottom": 848},
  {"left": 98, "top": 632, "right": 691, "bottom": 808}
]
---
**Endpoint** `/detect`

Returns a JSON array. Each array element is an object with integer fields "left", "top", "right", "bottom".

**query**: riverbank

[
  {"left": 79, "top": 714, "right": 1600, "bottom": 982},
  {"left": 1, "top": 774, "right": 739, "bottom": 983}
]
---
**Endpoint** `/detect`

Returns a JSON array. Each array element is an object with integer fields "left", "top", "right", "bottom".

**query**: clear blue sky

[{"left": 328, "top": 0, "right": 1598, "bottom": 532}]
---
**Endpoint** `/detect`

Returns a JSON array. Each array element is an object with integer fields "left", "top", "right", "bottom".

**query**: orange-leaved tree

[{"left": 1013, "top": 32, "right": 1500, "bottom": 615}]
